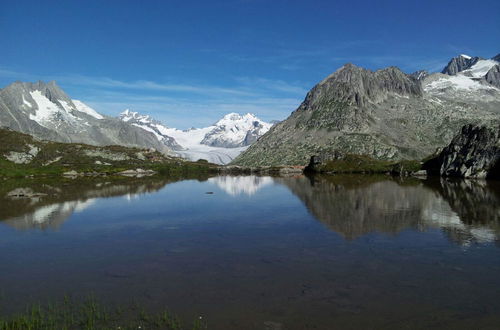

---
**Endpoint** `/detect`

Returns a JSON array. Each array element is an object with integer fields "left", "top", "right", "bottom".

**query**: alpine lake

[{"left": 0, "top": 173, "right": 499, "bottom": 329}]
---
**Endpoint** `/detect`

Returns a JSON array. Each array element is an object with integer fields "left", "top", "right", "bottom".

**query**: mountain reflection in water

[
  {"left": 276, "top": 175, "right": 500, "bottom": 246},
  {"left": 0, "top": 177, "right": 188, "bottom": 230},
  {"left": 1, "top": 175, "right": 499, "bottom": 247}
]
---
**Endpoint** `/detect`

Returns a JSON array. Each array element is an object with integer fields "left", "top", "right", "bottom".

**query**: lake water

[{"left": 1, "top": 174, "right": 500, "bottom": 329}]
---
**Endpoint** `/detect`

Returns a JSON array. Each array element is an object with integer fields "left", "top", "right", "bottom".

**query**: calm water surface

[{"left": 0, "top": 175, "right": 500, "bottom": 329}]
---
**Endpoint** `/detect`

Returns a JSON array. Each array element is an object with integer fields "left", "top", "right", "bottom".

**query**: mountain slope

[
  {"left": 119, "top": 111, "right": 271, "bottom": 164},
  {"left": 233, "top": 54, "right": 500, "bottom": 166},
  {"left": 0, "top": 81, "right": 172, "bottom": 153}
]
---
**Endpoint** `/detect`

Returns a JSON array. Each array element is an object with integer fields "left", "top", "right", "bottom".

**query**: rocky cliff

[{"left": 426, "top": 124, "right": 500, "bottom": 179}]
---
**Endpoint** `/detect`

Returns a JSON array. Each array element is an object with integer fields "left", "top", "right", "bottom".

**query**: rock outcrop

[
  {"left": 426, "top": 125, "right": 500, "bottom": 179},
  {"left": 484, "top": 65, "right": 500, "bottom": 88}
]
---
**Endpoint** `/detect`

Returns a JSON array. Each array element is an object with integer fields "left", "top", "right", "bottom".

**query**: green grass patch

[
  {"left": 0, "top": 296, "right": 206, "bottom": 330},
  {"left": 313, "top": 154, "right": 423, "bottom": 174}
]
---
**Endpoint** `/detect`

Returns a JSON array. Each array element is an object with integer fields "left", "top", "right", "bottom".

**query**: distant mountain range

[
  {"left": 119, "top": 110, "right": 272, "bottom": 164},
  {"left": 233, "top": 53, "right": 500, "bottom": 166},
  {"left": 0, "top": 81, "right": 272, "bottom": 164}
]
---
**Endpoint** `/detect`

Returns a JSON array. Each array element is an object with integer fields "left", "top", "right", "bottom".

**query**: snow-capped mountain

[
  {"left": 424, "top": 54, "right": 500, "bottom": 101},
  {"left": 0, "top": 81, "right": 171, "bottom": 153},
  {"left": 118, "top": 110, "right": 272, "bottom": 164},
  {"left": 201, "top": 113, "right": 272, "bottom": 148},
  {"left": 119, "top": 110, "right": 182, "bottom": 150}
]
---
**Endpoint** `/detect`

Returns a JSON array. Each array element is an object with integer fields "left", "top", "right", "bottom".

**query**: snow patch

[
  {"left": 29, "top": 90, "right": 63, "bottom": 124},
  {"left": 22, "top": 95, "right": 32, "bottom": 108},
  {"left": 58, "top": 100, "right": 74, "bottom": 113},
  {"left": 460, "top": 54, "right": 472, "bottom": 60},
  {"left": 424, "top": 74, "right": 497, "bottom": 92},
  {"left": 73, "top": 100, "right": 104, "bottom": 119},
  {"left": 461, "top": 59, "right": 498, "bottom": 78},
  {"left": 132, "top": 123, "right": 164, "bottom": 142}
]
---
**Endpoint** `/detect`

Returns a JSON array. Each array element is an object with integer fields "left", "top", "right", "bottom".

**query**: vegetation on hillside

[{"left": 0, "top": 128, "right": 218, "bottom": 178}]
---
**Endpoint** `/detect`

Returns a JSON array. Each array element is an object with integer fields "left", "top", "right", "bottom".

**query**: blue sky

[{"left": 1, "top": 0, "right": 499, "bottom": 128}]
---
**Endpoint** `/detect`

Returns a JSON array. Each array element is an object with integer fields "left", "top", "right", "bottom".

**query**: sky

[{"left": 0, "top": 0, "right": 499, "bottom": 129}]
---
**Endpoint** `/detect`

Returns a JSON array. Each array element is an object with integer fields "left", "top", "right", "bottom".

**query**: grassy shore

[
  {"left": 0, "top": 296, "right": 206, "bottom": 330},
  {"left": 306, "top": 154, "right": 423, "bottom": 175}
]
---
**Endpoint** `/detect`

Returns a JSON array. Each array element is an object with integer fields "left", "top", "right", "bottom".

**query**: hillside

[{"left": 0, "top": 127, "right": 217, "bottom": 178}]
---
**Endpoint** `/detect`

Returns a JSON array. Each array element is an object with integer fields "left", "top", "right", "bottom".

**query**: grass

[
  {"left": 309, "top": 154, "right": 423, "bottom": 174},
  {"left": 0, "top": 296, "right": 206, "bottom": 330}
]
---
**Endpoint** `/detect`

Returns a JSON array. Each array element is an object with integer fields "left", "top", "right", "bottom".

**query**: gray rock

[
  {"left": 441, "top": 55, "right": 482, "bottom": 75},
  {"left": 410, "top": 70, "right": 428, "bottom": 81},
  {"left": 484, "top": 64, "right": 500, "bottom": 88},
  {"left": 436, "top": 124, "right": 500, "bottom": 179}
]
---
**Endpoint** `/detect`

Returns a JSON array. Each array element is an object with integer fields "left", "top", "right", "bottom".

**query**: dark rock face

[
  {"left": 433, "top": 125, "right": 500, "bottom": 179},
  {"left": 304, "top": 152, "right": 345, "bottom": 172},
  {"left": 484, "top": 64, "right": 500, "bottom": 88},
  {"left": 441, "top": 55, "right": 482, "bottom": 75},
  {"left": 301, "top": 64, "right": 422, "bottom": 108},
  {"left": 493, "top": 54, "right": 500, "bottom": 62}
]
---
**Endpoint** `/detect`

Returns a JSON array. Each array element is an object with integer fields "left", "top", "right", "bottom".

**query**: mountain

[
  {"left": 0, "top": 81, "right": 172, "bottom": 153},
  {"left": 119, "top": 111, "right": 272, "bottom": 164},
  {"left": 441, "top": 54, "right": 482, "bottom": 75},
  {"left": 119, "top": 109, "right": 183, "bottom": 150},
  {"left": 233, "top": 53, "right": 500, "bottom": 166}
]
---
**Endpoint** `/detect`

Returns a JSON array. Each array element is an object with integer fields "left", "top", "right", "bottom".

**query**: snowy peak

[
  {"left": 117, "top": 109, "right": 181, "bottom": 150},
  {"left": 202, "top": 112, "right": 272, "bottom": 148},
  {"left": 119, "top": 109, "right": 156, "bottom": 125},
  {"left": 442, "top": 55, "right": 482, "bottom": 75},
  {"left": 0, "top": 81, "right": 107, "bottom": 130},
  {"left": 424, "top": 53, "right": 500, "bottom": 95}
]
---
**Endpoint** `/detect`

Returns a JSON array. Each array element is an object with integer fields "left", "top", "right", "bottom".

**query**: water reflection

[
  {"left": 276, "top": 175, "right": 500, "bottom": 246},
  {"left": 0, "top": 177, "right": 191, "bottom": 230},
  {"left": 208, "top": 175, "right": 273, "bottom": 196},
  {"left": 1, "top": 175, "right": 499, "bottom": 246}
]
